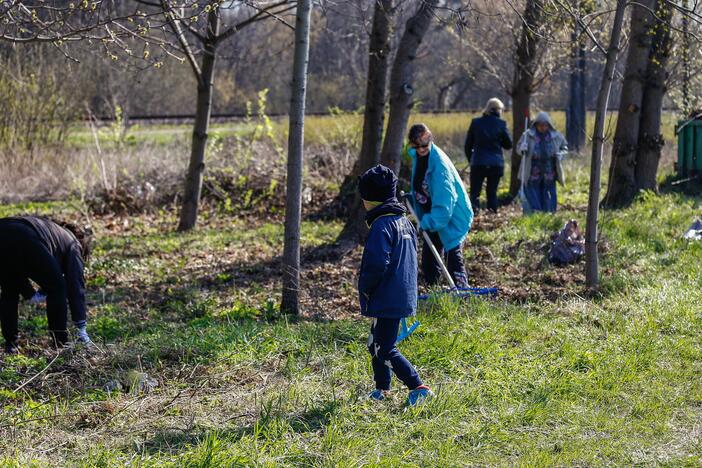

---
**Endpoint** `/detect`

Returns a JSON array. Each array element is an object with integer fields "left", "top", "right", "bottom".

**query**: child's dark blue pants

[{"left": 367, "top": 318, "right": 423, "bottom": 391}]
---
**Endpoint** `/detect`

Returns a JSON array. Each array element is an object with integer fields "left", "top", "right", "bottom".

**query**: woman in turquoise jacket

[{"left": 408, "top": 124, "right": 473, "bottom": 287}]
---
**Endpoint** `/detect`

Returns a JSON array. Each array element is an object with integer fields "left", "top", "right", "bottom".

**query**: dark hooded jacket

[
  {"left": 516, "top": 111, "right": 568, "bottom": 185},
  {"left": 358, "top": 200, "right": 418, "bottom": 319},
  {"left": 0, "top": 216, "right": 86, "bottom": 322}
]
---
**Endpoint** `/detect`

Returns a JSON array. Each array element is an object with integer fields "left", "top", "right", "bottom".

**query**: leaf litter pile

[{"left": 85, "top": 200, "right": 592, "bottom": 328}]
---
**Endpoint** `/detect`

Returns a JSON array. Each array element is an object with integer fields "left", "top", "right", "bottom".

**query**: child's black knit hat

[{"left": 358, "top": 164, "right": 397, "bottom": 202}]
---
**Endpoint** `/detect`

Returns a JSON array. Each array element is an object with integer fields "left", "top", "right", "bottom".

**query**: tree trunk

[
  {"left": 585, "top": 0, "right": 627, "bottom": 289},
  {"left": 437, "top": 79, "right": 455, "bottom": 111},
  {"left": 567, "top": 21, "right": 587, "bottom": 152},
  {"left": 380, "top": 0, "right": 439, "bottom": 175},
  {"left": 177, "top": 9, "right": 220, "bottom": 232},
  {"left": 450, "top": 78, "right": 472, "bottom": 109},
  {"left": 635, "top": 0, "right": 674, "bottom": 191},
  {"left": 510, "top": 87, "right": 530, "bottom": 196},
  {"left": 681, "top": 0, "right": 691, "bottom": 116},
  {"left": 281, "top": 0, "right": 313, "bottom": 315},
  {"left": 602, "top": 0, "right": 656, "bottom": 208},
  {"left": 360, "top": 0, "right": 394, "bottom": 174},
  {"left": 509, "top": 0, "right": 544, "bottom": 196},
  {"left": 338, "top": 0, "right": 394, "bottom": 244}
]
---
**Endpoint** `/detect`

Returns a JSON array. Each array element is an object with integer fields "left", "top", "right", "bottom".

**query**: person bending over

[{"left": 0, "top": 216, "right": 93, "bottom": 353}]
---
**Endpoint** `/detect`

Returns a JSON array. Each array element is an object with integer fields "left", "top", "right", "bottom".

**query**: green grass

[
  {"left": 1, "top": 147, "right": 702, "bottom": 465},
  {"left": 0, "top": 200, "right": 80, "bottom": 219}
]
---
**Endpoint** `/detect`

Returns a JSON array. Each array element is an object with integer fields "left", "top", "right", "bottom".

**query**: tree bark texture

[
  {"left": 339, "top": 0, "right": 394, "bottom": 244},
  {"left": 509, "top": 0, "right": 544, "bottom": 196},
  {"left": 380, "top": 0, "right": 439, "bottom": 175},
  {"left": 603, "top": 0, "right": 656, "bottom": 208},
  {"left": 437, "top": 79, "right": 455, "bottom": 110},
  {"left": 635, "top": 0, "right": 674, "bottom": 192},
  {"left": 585, "top": 0, "right": 627, "bottom": 289},
  {"left": 567, "top": 23, "right": 587, "bottom": 152},
  {"left": 281, "top": 0, "right": 313, "bottom": 315},
  {"left": 177, "top": 9, "right": 220, "bottom": 232}
]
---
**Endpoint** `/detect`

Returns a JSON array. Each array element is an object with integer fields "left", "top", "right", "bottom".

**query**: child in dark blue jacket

[{"left": 358, "top": 165, "right": 433, "bottom": 406}]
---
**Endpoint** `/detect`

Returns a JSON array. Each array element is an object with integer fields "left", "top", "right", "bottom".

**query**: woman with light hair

[{"left": 464, "top": 98, "right": 513, "bottom": 213}]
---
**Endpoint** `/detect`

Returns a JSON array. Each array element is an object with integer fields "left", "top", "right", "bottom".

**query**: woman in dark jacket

[
  {"left": 0, "top": 216, "right": 93, "bottom": 353},
  {"left": 464, "top": 98, "right": 513, "bottom": 213}
]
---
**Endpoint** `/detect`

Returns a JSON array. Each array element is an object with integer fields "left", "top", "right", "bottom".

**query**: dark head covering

[{"left": 358, "top": 164, "right": 398, "bottom": 202}]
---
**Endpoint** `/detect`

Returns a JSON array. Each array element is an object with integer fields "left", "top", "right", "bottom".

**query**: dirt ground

[{"left": 193, "top": 201, "right": 592, "bottom": 321}]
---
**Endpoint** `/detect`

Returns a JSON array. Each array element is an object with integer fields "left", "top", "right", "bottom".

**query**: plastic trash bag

[
  {"left": 683, "top": 219, "right": 702, "bottom": 240},
  {"left": 29, "top": 291, "right": 46, "bottom": 305},
  {"left": 548, "top": 219, "right": 585, "bottom": 266}
]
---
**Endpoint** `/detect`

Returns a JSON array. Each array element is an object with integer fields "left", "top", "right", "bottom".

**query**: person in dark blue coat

[
  {"left": 464, "top": 98, "right": 513, "bottom": 213},
  {"left": 0, "top": 216, "right": 93, "bottom": 353},
  {"left": 358, "top": 165, "right": 433, "bottom": 406}
]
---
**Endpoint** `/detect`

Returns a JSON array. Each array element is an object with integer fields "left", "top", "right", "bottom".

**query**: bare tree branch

[
  {"left": 159, "top": 0, "right": 202, "bottom": 81},
  {"left": 217, "top": 0, "right": 295, "bottom": 43}
]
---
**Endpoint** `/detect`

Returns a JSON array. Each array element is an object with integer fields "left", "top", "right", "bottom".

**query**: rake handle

[{"left": 400, "top": 192, "right": 456, "bottom": 289}]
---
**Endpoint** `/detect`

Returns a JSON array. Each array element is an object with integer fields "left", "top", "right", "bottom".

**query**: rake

[{"left": 395, "top": 192, "right": 499, "bottom": 343}]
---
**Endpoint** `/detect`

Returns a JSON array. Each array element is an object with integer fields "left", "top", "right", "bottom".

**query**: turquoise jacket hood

[{"left": 409, "top": 143, "right": 473, "bottom": 250}]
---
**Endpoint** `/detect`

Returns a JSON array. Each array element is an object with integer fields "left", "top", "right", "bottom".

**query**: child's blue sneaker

[
  {"left": 368, "top": 389, "right": 387, "bottom": 401},
  {"left": 407, "top": 386, "right": 434, "bottom": 406}
]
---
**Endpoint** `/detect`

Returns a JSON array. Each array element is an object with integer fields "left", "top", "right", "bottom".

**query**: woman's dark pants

[
  {"left": 421, "top": 231, "right": 469, "bottom": 288},
  {"left": 470, "top": 165, "right": 503, "bottom": 212}
]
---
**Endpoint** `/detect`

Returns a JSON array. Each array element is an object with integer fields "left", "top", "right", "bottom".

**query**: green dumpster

[{"left": 677, "top": 119, "right": 702, "bottom": 177}]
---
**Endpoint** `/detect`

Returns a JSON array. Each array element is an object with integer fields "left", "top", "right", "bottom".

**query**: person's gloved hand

[{"left": 75, "top": 323, "right": 92, "bottom": 344}]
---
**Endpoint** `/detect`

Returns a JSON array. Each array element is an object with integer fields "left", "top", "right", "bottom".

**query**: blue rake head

[{"left": 396, "top": 318, "right": 420, "bottom": 344}]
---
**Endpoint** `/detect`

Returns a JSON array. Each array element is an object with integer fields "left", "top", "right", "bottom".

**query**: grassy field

[
  {"left": 3, "top": 110, "right": 680, "bottom": 206},
  {"left": 67, "top": 110, "right": 681, "bottom": 156},
  {"left": 1, "top": 150, "right": 701, "bottom": 465}
]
